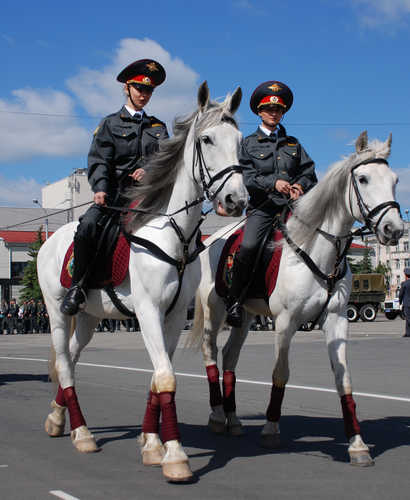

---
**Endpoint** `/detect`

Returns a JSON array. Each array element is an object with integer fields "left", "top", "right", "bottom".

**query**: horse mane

[
  {"left": 286, "top": 136, "right": 392, "bottom": 248},
  {"left": 125, "top": 98, "right": 239, "bottom": 233}
]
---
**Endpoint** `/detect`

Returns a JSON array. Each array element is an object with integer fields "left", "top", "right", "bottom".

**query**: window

[
  {"left": 11, "top": 262, "right": 28, "bottom": 278},
  {"left": 406, "top": 259, "right": 410, "bottom": 268},
  {"left": 395, "top": 259, "right": 400, "bottom": 269},
  {"left": 397, "top": 275, "right": 401, "bottom": 284},
  {"left": 404, "top": 241, "right": 409, "bottom": 252}
]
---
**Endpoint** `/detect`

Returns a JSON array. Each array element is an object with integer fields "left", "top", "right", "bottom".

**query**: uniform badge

[
  {"left": 146, "top": 62, "right": 159, "bottom": 72},
  {"left": 268, "top": 83, "right": 282, "bottom": 92}
]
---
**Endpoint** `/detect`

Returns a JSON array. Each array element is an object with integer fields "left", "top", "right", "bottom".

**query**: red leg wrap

[
  {"left": 159, "top": 391, "right": 180, "bottom": 444},
  {"left": 206, "top": 365, "right": 223, "bottom": 408},
  {"left": 63, "top": 386, "right": 86, "bottom": 431},
  {"left": 340, "top": 394, "right": 361, "bottom": 440},
  {"left": 266, "top": 384, "right": 285, "bottom": 422},
  {"left": 55, "top": 384, "right": 66, "bottom": 407},
  {"left": 141, "top": 390, "right": 160, "bottom": 434},
  {"left": 223, "top": 371, "right": 236, "bottom": 413}
]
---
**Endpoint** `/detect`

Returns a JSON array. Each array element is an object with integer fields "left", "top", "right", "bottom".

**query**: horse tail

[
  {"left": 48, "top": 316, "right": 77, "bottom": 391},
  {"left": 184, "top": 293, "right": 205, "bottom": 355}
]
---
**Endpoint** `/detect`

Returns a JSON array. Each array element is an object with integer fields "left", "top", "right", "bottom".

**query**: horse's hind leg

[{"left": 323, "top": 313, "right": 374, "bottom": 466}]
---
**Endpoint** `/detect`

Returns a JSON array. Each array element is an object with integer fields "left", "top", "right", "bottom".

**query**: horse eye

[
  {"left": 358, "top": 176, "right": 368, "bottom": 185},
  {"left": 202, "top": 136, "right": 213, "bottom": 145}
]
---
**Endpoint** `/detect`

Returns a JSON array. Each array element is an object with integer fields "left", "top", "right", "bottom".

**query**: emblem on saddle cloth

[
  {"left": 215, "top": 226, "right": 284, "bottom": 300},
  {"left": 60, "top": 234, "right": 131, "bottom": 289}
]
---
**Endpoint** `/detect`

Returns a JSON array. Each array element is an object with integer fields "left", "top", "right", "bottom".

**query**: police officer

[
  {"left": 399, "top": 268, "right": 410, "bottom": 337},
  {"left": 8, "top": 298, "right": 19, "bottom": 334},
  {"left": 38, "top": 300, "right": 49, "bottom": 333},
  {"left": 226, "top": 81, "right": 317, "bottom": 327},
  {"left": 2, "top": 300, "right": 10, "bottom": 334},
  {"left": 60, "top": 59, "right": 168, "bottom": 316},
  {"left": 29, "top": 298, "right": 38, "bottom": 333},
  {"left": 22, "top": 300, "right": 31, "bottom": 334}
]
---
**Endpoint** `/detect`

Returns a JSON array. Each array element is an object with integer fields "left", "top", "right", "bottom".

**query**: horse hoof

[
  {"left": 45, "top": 402, "right": 66, "bottom": 437},
  {"left": 227, "top": 424, "right": 246, "bottom": 436},
  {"left": 349, "top": 451, "right": 374, "bottom": 467},
  {"left": 207, "top": 417, "right": 226, "bottom": 434},
  {"left": 71, "top": 425, "right": 99, "bottom": 453},
  {"left": 261, "top": 434, "right": 282, "bottom": 449},
  {"left": 142, "top": 449, "right": 164, "bottom": 467},
  {"left": 162, "top": 461, "right": 194, "bottom": 483}
]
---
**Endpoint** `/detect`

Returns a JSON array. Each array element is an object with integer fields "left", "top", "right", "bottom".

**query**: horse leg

[
  {"left": 201, "top": 295, "right": 225, "bottom": 433},
  {"left": 139, "top": 386, "right": 164, "bottom": 466},
  {"left": 221, "top": 312, "right": 254, "bottom": 436},
  {"left": 139, "top": 311, "right": 193, "bottom": 482},
  {"left": 323, "top": 313, "right": 373, "bottom": 466},
  {"left": 48, "top": 314, "right": 99, "bottom": 452},
  {"left": 261, "top": 321, "right": 292, "bottom": 449}
]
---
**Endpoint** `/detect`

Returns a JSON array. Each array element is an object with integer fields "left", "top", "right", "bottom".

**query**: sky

[{"left": 1, "top": 0, "right": 410, "bottom": 216}]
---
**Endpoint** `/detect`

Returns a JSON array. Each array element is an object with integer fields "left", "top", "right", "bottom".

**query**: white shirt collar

[
  {"left": 260, "top": 124, "right": 278, "bottom": 137},
  {"left": 125, "top": 105, "right": 144, "bottom": 118}
]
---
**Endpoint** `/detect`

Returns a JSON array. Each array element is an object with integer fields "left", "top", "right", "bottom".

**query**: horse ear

[
  {"left": 356, "top": 131, "right": 368, "bottom": 153},
  {"left": 228, "top": 87, "right": 242, "bottom": 115},
  {"left": 198, "top": 81, "right": 211, "bottom": 111},
  {"left": 385, "top": 132, "right": 392, "bottom": 156}
]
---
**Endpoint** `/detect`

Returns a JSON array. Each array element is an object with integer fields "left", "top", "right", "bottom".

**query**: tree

[
  {"left": 354, "top": 238, "right": 373, "bottom": 274},
  {"left": 373, "top": 262, "right": 391, "bottom": 288},
  {"left": 19, "top": 226, "right": 44, "bottom": 301}
]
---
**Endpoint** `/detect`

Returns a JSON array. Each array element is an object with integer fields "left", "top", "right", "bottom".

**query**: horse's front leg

[
  {"left": 323, "top": 312, "right": 374, "bottom": 466},
  {"left": 139, "top": 309, "right": 193, "bottom": 482},
  {"left": 261, "top": 318, "right": 293, "bottom": 449},
  {"left": 221, "top": 311, "right": 255, "bottom": 436}
]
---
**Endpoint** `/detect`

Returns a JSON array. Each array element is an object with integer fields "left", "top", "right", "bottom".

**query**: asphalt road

[{"left": 1, "top": 314, "right": 410, "bottom": 500}]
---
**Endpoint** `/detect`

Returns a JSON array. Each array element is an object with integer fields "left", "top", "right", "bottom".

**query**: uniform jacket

[
  {"left": 399, "top": 279, "right": 410, "bottom": 307},
  {"left": 9, "top": 303, "right": 19, "bottom": 317},
  {"left": 38, "top": 304, "right": 47, "bottom": 316},
  {"left": 29, "top": 302, "right": 38, "bottom": 316},
  {"left": 88, "top": 105, "right": 169, "bottom": 202},
  {"left": 241, "top": 124, "right": 317, "bottom": 210}
]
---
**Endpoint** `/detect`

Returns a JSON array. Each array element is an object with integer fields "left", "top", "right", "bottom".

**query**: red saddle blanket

[
  {"left": 215, "top": 226, "right": 284, "bottom": 299},
  {"left": 60, "top": 233, "right": 131, "bottom": 289}
]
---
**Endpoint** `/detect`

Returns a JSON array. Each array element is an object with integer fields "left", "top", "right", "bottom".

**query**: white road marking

[
  {"left": 1, "top": 356, "right": 410, "bottom": 403},
  {"left": 50, "top": 491, "right": 81, "bottom": 500}
]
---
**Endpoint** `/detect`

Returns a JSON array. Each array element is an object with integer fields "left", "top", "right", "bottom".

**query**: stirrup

[{"left": 226, "top": 301, "right": 246, "bottom": 328}]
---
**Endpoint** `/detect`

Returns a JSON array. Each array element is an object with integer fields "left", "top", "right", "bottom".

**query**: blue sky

[{"left": 1, "top": 0, "right": 410, "bottom": 214}]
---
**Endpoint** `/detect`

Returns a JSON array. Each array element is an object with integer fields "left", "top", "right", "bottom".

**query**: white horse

[
  {"left": 38, "top": 81, "right": 247, "bottom": 482},
  {"left": 187, "top": 131, "right": 403, "bottom": 466}
]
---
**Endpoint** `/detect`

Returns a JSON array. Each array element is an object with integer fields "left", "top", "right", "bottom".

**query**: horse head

[
  {"left": 190, "top": 81, "right": 248, "bottom": 217},
  {"left": 349, "top": 131, "right": 403, "bottom": 245}
]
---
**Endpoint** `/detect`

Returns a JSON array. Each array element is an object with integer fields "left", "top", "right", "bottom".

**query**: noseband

[
  {"left": 350, "top": 157, "right": 401, "bottom": 232},
  {"left": 193, "top": 138, "right": 242, "bottom": 202}
]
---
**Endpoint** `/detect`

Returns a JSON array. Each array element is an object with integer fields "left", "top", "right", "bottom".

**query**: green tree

[
  {"left": 19, "top": 226, "right": 44, "bottom": 301},
  {"left": 354, "top": 238, "right": 373, "bottom": 274}
]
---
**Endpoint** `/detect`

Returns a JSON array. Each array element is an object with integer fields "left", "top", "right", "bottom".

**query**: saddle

[
  {"left": 60, "top": 216, "right": 130, "bottom": 290},
  {"left": 215, "top": 224, "right": 285, "bottom": 302}
]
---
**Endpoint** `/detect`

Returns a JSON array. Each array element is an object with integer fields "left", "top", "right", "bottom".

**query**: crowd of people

[{"left": 1, "top": 298, "right": 49, "bottom": 334}]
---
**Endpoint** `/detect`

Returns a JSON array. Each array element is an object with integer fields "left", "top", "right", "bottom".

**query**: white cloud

[
  {"left": 0, "top": 88, "right": 91, "bottom": 162},
  {"left": 66, "top": 38, "right": 200, "bottom": 124},
  {"left": 0, "top": 175, "right": 42, "bottom": 207},
  {"left": 352, "top": 0, "right": 410, "bottom": 27},
  {"left": 395, "top": 166, "right": 410, "bottom": 209},
  {"left": 0, "top": 38, "right": 200, "bottom": 165}
]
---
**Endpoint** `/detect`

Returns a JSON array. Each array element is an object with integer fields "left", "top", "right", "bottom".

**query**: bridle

[
  {"left": 192, "top": 136, "right": 242, "bottom": 203},
  {"left": 349, "top": 157, "right": 401, "bottom": 233}
]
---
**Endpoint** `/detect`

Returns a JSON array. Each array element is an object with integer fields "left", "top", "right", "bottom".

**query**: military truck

[{"left": 346, "top": 273, "right": 385, "bottom": 322}]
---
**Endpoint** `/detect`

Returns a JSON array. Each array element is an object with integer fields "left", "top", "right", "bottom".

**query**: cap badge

[
  {"left": 268, "top": 83, "right": 282, "bottom": 92},
  {"left": 146, "top": 62, "right": 159, "bottom": 72},
  {"left": 270, "top": 96, "right": 279, "bottom": 103}
]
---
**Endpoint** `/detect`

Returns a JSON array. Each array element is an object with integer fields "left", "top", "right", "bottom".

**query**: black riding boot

[
  {"left": 226, "top": 256, "right": 250, "bottom": 328},
  {"left": 60, "top": 235, "right": 94, "bottom": 316}
]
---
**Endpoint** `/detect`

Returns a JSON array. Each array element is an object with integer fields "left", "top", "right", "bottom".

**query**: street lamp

[{"left": 33, "top": 199, "right": 49, "bottom": 240}]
